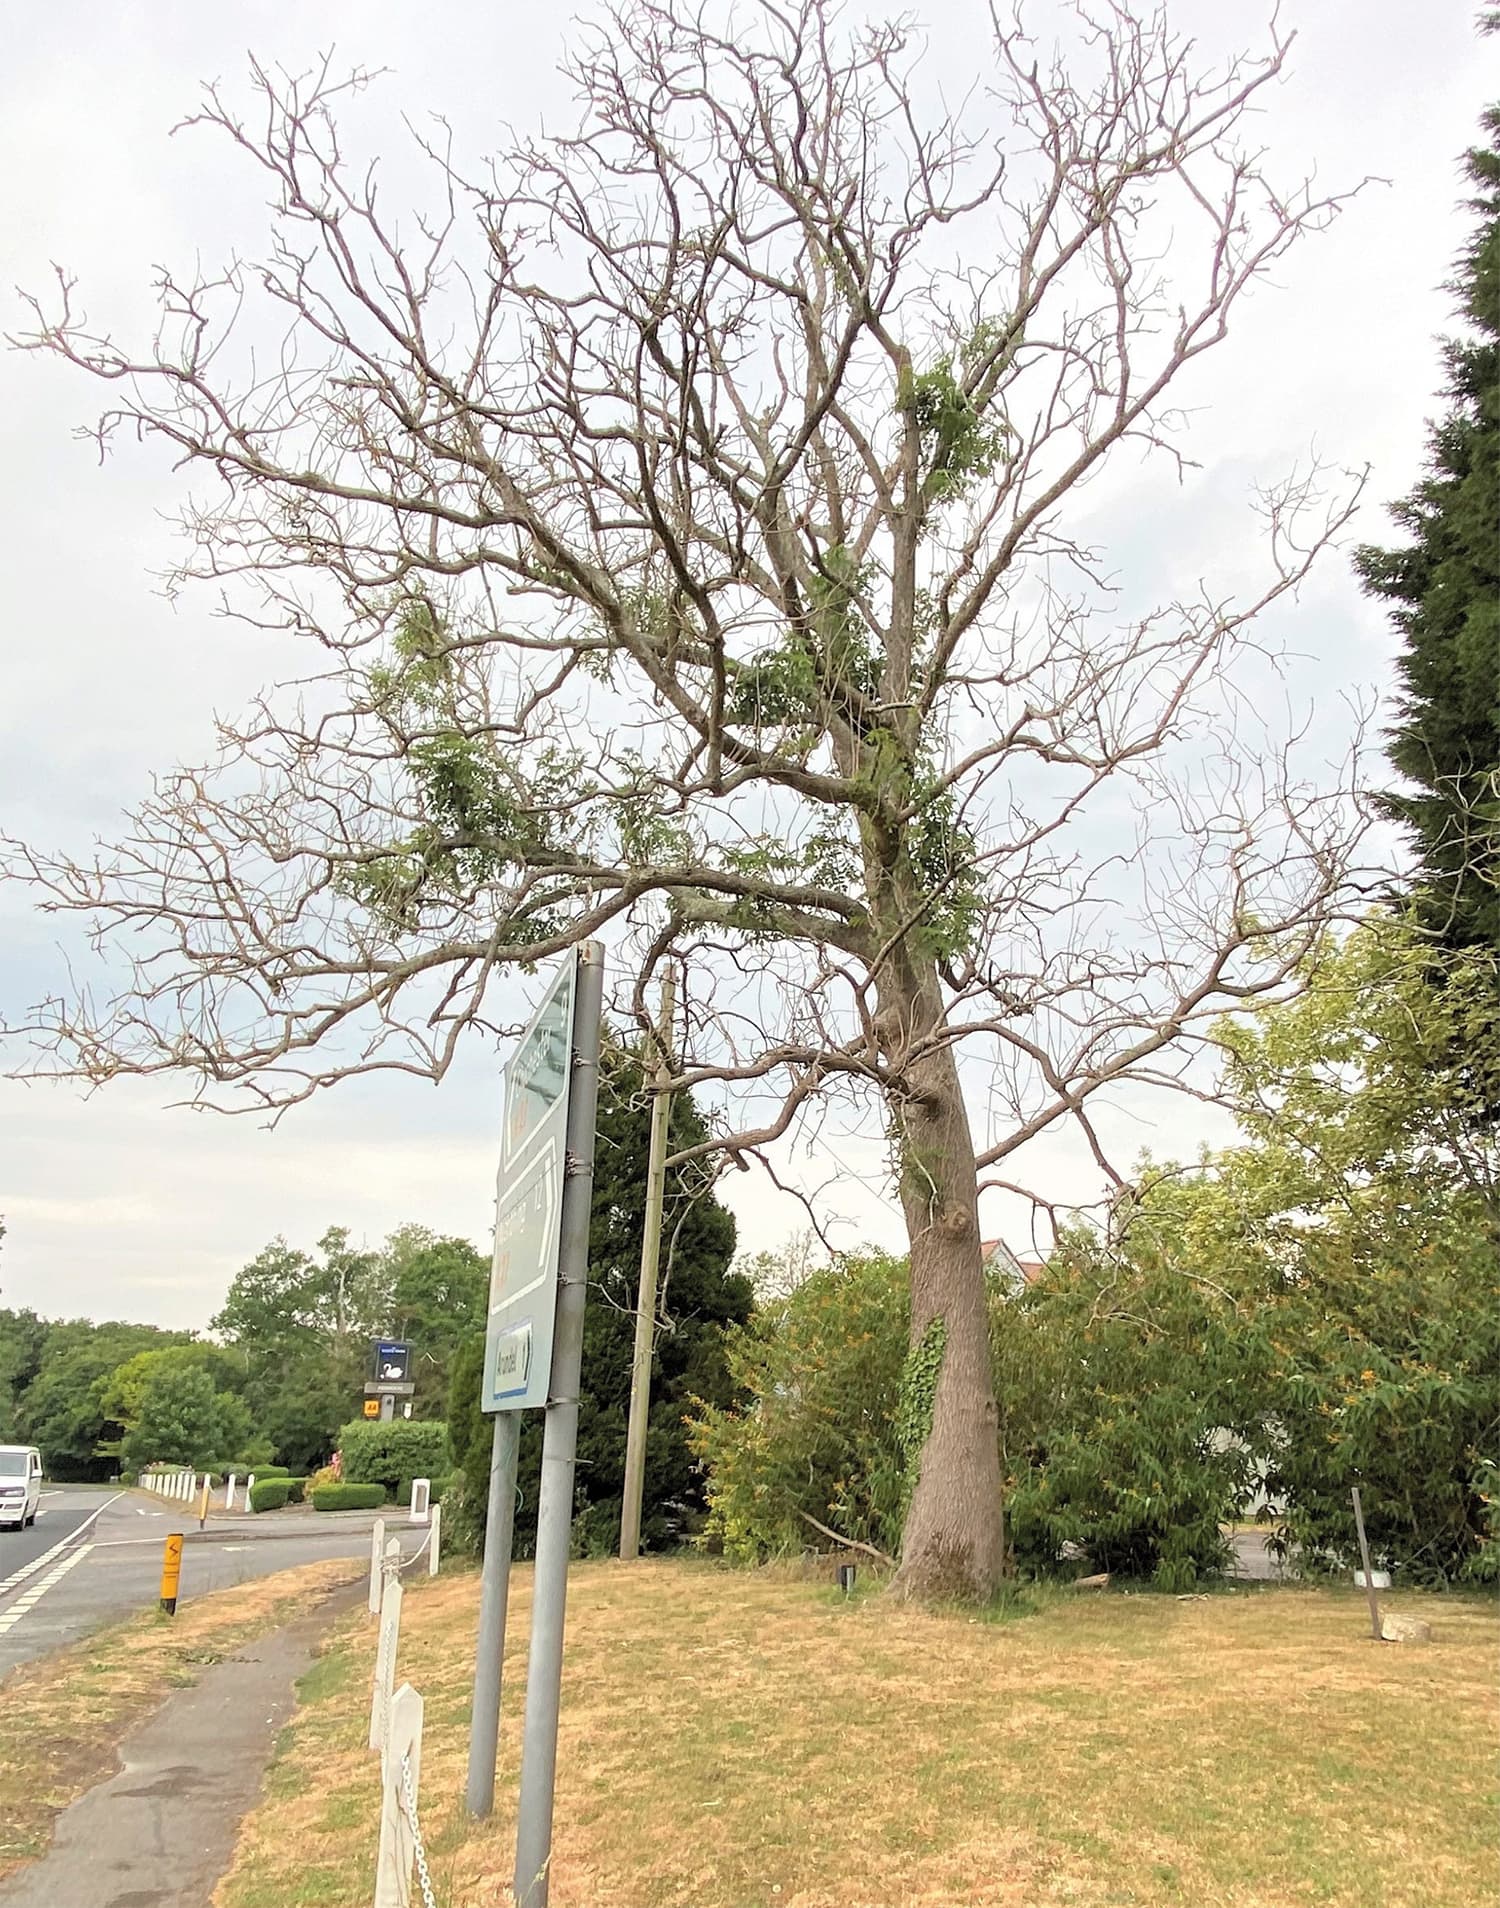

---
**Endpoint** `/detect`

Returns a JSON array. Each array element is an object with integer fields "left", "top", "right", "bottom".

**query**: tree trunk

[{"left": 883, "top": 974, "right": 1007, "bottom": 1602}]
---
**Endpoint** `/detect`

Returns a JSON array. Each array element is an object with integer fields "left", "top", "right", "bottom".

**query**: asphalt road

[{"left": 0, "top": 1484, "right": 423, "bottom": 1680}]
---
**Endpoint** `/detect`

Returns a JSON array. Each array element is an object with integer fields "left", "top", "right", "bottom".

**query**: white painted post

[
  {"left": 373, "top": 1683, "right": 423, "bottom": 1908},
  {"left": 409, "top": 1478, "right": 431, "bottom": 1523},
  {"left": 225, "top": 1473, "right": 237, "bottom": 1513},
  {"left": 246, "top": 1473, "right": 256, "bottom": 1503},
  {"left": 428, "top": 1504, "right": 442, "bottom": 1578},
  {"left": 369, "top": 1574, "right": 403, "bottom": 1753},
  {"left": 369, "top": 1517, "right": 386, "bottom": 1616}
]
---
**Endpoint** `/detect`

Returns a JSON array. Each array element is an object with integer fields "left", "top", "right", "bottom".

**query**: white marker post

[
  {"left": 428, "top": 1503, "right": 442, "bottom": 1578},
  {"left": 409, "top": 1478, "right": 431, "bottom": 1523},
  {"left": 370, "top": 1573, "right": 403, "bottom": 1755},
  {"left": 225, "top": 1473, "right": 237, "bottom": 1513},
  {"left": 373, "top": 1683, "right": 423, "bottom": 1908},
  {"left": 369, "top": 1517, "right": 387, "bottom": 1616}
]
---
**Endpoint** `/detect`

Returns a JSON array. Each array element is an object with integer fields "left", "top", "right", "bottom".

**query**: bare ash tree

[{"left": 7, "top": 1, "right": 1369, "bottom": 1598}]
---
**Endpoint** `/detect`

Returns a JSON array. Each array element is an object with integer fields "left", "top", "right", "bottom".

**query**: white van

[{"left": 0, "top": 1446, "right": 43, "bottom": 1529}]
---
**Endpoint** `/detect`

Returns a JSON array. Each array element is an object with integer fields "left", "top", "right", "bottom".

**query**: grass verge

[
  {"left": 217, "top": 1560, "right": 1496, "bottom": 1908},
  {"left": 0, "top": 1555, "right": 361, "bottom": 1880}
]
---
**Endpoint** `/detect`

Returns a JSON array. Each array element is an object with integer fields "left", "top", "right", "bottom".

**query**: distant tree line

[
  {"left": 0, "top": 1221, "right": 490, "bottom": 1481},
  {"left": 1, "top": 1051, "right": 750, "bottom": 1559}
]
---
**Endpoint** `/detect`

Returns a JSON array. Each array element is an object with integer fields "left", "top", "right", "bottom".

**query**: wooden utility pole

[{"left": 619, "top": 971, "right": 675, "bottom": 1561}]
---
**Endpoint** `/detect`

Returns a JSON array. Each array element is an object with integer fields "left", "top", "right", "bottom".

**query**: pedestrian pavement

[{"left": 0, "top": 1586, "right": 363, "bottom": 1908}]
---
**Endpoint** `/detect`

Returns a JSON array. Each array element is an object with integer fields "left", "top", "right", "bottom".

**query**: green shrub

[
  {"left": 251, "top": 1465, "right": 291, "bottom": 1480},
  {"left": 337, "top": 1420, "right": 448, "bottom": 1501},
  {"left": 249, "top": 1479, "right": 293, "bottom": 1513},
  {"left": 995, "top": 1250, "right": 1248, "bottom": 1590},
  {"left": 312, "top": 1483, "right": 387, "bottom": 1512},
  {"left": 687, "top": 1246, "right": 1247, "bottom": 1587},
  {"left": 687, "top": 1252, "right": 911, "bottom": 1564},
  {"left": 284, "top": 1476, "right": 308, "bottom": 1505}
]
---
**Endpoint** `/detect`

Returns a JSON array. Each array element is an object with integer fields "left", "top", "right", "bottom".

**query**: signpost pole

[
  {"left": 513, "top": 943, "right": 604, "bottom": 1908},
  {"left": 619, "top": 970, "right": 675, "bottom": 1562},
  {"left": 465, "top": 1409, "right": 520, "bottom": 1818}
]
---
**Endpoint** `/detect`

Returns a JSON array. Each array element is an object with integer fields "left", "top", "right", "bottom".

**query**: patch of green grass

[{"left": 295, "top": 1642, "right": 356, "bottom": 1706}]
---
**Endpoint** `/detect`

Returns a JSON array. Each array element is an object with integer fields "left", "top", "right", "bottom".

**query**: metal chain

[
  {"left": 399, "top": 1747, "right": 438, "bottom": 1908},
  {"left": 396, "top": 1526, "right": 432, "bottom": 1573}
]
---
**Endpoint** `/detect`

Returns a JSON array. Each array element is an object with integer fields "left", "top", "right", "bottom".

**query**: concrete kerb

[{"left": 120, "top": 1491, "right": 396, "bottom": 1545}]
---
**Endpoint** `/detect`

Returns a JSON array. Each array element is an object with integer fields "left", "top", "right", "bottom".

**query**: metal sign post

[
  {"left": 465, "top": 943, "right": 603, "bottom": 1839},
  {"left": 513, "top": 942, "right": 603, "bottom": 1908}
]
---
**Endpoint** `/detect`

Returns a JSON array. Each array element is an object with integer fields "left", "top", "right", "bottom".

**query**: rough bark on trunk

[{"left": 883, "top": 975, "right": 1007, "bottom": 1602}]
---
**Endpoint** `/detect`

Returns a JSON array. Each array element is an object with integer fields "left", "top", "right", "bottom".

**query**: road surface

[{"left": 0, "top": 1484, "right": 424, "bottom": 1679}]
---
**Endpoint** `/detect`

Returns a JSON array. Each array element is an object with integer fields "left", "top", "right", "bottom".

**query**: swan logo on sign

[{"left": 482, "top": 951, "right": 577, "bottom": 1412}]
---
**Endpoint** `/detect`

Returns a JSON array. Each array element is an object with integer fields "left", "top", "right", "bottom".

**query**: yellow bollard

[
  {"left": 159, "top": 1533, "right": 184, "bottom": 1615},
  {"left": 198, "top": 1476, "right": 211, "bottom": 1530}
]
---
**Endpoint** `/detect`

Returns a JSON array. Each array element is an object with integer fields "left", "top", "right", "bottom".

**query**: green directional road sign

[{"left": 482, "top": 951, "right": 578, "bottom": 1412}]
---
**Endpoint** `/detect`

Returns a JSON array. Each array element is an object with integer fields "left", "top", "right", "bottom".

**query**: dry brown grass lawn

[
  {"left": 0, "top": 1555, "right": 361, "bottom": 1881},
  {"left": 217, "top": 1560, "right": 1497, "bottom": 1908}
]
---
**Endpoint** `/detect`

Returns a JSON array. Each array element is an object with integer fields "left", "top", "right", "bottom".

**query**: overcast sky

[{"left": 1, "top": 1, "right": 1494, "bottom": 1331}]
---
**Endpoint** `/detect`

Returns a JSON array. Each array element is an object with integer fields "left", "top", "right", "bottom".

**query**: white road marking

[
  {"left": 0, "top": 1492, "right": 123, "bottom": 1604},
  {"left": 0, "top": 1544, "right": 92, "bottom": 1634}
]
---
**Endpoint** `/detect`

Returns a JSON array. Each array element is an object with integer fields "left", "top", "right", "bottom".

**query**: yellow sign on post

[
  {"left": 159, "top": 1533, "right": 184, "bottom": 1616},
  {"left": 364, "top": 1398, "right": 381, "bottom": 1419}
]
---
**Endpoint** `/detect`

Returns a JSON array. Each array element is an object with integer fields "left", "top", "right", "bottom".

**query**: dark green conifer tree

[
  {"left": 1357, "top": 98, "right": 1500, "bottom": 951},
  {"left": 448, "top": 1044, "right": 749, "bottom": 1553}
]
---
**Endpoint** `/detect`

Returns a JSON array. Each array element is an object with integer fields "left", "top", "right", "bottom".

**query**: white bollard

[
  {"left": 369, "top": 1517, "right": 386, "bottom": 1616},
  {"left": 225, "top": 1473, "right": 237, "bottom": 1513},
  {"left": 369, "top": 1574, "right": 403, "bottom": 1754},
  {"left": 428, "top": 1503, "right": 441, "bottom": 1578},
  {"left": 373, "top": 1683, "right": 423, "bottom": 1908},
  {"left": 409, "top": 1477, "right": 431, "bottom": 1523},
  {"left": 246, "top": 1473, "right": 256, "bottom": 1503}
]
